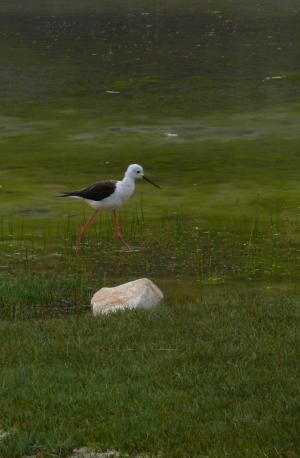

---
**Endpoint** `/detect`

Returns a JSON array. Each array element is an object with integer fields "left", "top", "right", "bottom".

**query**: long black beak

[{"left": 143, "top": 175, "right": 161, "bottom": 189}]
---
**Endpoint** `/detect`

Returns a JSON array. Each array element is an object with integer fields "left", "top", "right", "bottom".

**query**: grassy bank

[{"left": 0, "top": 294, "right": 299, "bottom": 457}]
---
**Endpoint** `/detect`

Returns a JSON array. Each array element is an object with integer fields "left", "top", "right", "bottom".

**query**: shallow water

[
  {"left": 0, "top": 1, "right": 300, "bottom": 215},
  {"left": 0, "top": 1, "right": 300, "bottom": 305}
]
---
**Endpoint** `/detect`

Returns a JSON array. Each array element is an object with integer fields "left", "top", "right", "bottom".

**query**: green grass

[
  {"left": 0, "top": 276, "right": 89, "bottom": 320},
  {"left": 0, "top": 294, "right": 299, "bottom": 457}
]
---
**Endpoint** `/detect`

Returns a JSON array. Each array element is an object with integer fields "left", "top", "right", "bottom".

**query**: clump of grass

[
  {"left": 0, "top": 275, "right": 90, "bottom": 320},
  {"left": 0, "top": 293, "right": 299, "bottom": 457}
]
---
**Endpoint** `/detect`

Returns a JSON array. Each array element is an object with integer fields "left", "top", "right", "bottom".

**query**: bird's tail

[{"left": 58, "top": 191, "right": 78, "bottom": 197}]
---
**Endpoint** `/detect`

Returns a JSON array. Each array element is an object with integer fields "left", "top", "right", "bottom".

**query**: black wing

[{"left": 60, "top": 180, "right": 117, "bottom": 201}]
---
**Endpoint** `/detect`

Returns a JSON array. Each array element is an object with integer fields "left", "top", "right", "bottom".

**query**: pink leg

[
  {"left": 76, "top": 210, "right": 98, "bottom": 254},
  {"left": 113, "top": 210, "right": 130, "bottom": 249}
]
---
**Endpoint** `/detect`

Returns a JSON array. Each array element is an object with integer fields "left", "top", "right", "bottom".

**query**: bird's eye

[{"left": 137, "top": 170, "right": 141, "bottom": 173}]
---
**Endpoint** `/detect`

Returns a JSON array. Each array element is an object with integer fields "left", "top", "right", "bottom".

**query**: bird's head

[
  {"left": 125, "top": 164, "right": 161, "bottom": 188},
  {"left": 126, "top": 164, "right": 144, "bottom": 179}
]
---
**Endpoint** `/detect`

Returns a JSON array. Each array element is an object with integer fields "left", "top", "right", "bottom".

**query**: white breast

[{"left": 115, "top": 179, "right": 135, "bottom": 203}]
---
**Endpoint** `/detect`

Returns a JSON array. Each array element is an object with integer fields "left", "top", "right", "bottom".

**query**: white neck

[
  {"left": 122, "top": 171, "right": 135, "bottom": 183},
  {"left": 119, "top": 173, "right": 135, "bottom": 188}
]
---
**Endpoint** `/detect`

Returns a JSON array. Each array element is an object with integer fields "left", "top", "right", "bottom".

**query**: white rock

[{"left": 91, "top": 278, "right": 163, "bottom": 316}]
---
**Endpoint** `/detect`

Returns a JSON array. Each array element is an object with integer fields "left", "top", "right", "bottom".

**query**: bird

[{"left": 60, "top": 164, "right": 160, "bottom": 253}]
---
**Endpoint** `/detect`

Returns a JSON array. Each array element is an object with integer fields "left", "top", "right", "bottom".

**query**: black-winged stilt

[{"left": 60, "top": 164, "right": 160, "bottom": 253}]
